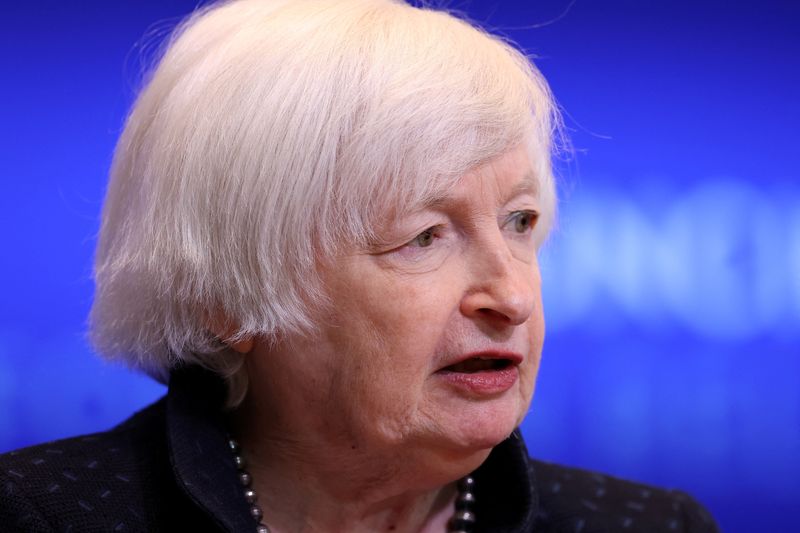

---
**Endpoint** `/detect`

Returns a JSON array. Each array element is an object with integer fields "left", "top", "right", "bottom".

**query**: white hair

[{"left": 89, "top": 0, "right": 561, "bottom": 406}]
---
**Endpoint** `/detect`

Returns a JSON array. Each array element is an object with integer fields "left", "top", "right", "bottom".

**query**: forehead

[{"left": 417, "top": 146, "right": 539, "bottom": 211}]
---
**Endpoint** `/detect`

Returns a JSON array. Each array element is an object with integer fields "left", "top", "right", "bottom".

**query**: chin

[{"left": 449, "top": 398, "right": 526, "bottom": 452}]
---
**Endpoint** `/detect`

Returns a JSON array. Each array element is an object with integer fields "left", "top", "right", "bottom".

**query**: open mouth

[
  {"left": 440, "top": 357, "right": 515, "bottom": 373},
  {"left": 435, "top": 353, "right": 521, "bottom": 394}
]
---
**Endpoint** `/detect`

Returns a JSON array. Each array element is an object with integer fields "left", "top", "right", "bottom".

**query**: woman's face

[{"left": 247, "top": 145, "right": 545, "bottom": 463}]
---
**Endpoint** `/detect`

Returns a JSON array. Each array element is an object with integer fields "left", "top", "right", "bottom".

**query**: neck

[
  {"left": 254, "top": 469, "right": 456, "bottom": 532},
  {"left": 233, "top": 433, "right": 458, "bottom": 532},
  {"left": 229, "top": 401, "right": 482, "bottom": 532}
]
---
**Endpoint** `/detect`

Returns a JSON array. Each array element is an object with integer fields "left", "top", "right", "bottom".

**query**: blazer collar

[
  {"left": 473, "top": 428, "right": 540, "bottom": 531},
  {"left": 166, "top": 365, "right": 254, "bottom": 532}
]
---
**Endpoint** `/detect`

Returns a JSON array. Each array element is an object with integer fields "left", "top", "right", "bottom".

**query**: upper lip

[{"left": 436, "top": 350, "right": 524, "bottom": 372}]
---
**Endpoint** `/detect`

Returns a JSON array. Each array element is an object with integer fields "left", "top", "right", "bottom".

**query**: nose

[{"left": 460, "top": 237, "right": 539, "bottom": 327}]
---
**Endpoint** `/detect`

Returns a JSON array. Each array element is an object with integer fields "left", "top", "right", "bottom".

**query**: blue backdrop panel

[{"left": 1, "top": 2, "right": 797, "bottom": 532}]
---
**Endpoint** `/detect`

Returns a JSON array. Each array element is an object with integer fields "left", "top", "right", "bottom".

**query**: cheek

[
  {"left": 340, "top": 266, "right": 456, "bottom": 339},
  {"left": 321, "top": 267, "right": 463, "bottom": 406},
  {"left": 318, "top": 275, "right": 456, "bottom": 440},
  {"left": 521, "top": 298, "right": 546, "bottom": 393}
]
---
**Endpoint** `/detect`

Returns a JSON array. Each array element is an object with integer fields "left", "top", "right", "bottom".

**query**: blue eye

[{"left": 510, "top": 210, "right": 539, "bottom": 233}]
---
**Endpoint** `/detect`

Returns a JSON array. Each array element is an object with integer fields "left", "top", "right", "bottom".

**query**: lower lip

[{"left": 435, "top": 366, "right": 519, "bottom": 396}]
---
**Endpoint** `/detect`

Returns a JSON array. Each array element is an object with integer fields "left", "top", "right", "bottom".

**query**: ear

[
  {"left": 206, "top": 312, "right": 255, "bottom": 354},
  {"left": 223, "top": 336, "right": 254, "bottom": 355}
]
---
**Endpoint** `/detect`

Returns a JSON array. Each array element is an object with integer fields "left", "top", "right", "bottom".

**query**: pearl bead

[
  {"left": 456, "top": 491, "right": 476, "bottom": 510},
  {"left": 239, "top": 472, "right": 252, "bottom": 486},
  {"left": 449, "top": 509, "right": 476, "bottom": 532},
  {"left": 244, "top": 489, "right": 257, "bottom": 503},
  {"left": 458, "top": 476, "right": 475, "bottom": 492},
  {"left": 228, "top": 439, "right": 240, "bottom": 453},
  {"left": 256, "top": 525, "right": 270, "bottom": 533},
  {"left": 250, "top": 504, "right": 263, "bottom": 521},
  {"left": 234, "top": 455, "right": 246, "bottom": 469}
]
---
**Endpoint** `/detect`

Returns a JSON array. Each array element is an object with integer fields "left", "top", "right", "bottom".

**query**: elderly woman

[{"left": 0, "top": 1, "right": 718, "bottom": 532}]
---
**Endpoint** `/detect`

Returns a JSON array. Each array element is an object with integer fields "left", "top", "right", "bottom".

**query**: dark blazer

[{"left": 0, "top": 367, "right": 719, "bottom": 532}]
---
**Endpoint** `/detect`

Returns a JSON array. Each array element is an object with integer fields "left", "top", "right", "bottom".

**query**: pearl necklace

[{"left": 227, "top": 438, "right": 477, "bottom": 532}]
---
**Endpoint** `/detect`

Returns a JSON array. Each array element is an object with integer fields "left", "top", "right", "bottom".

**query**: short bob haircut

[{"left": 90, "top": 0, "right": 561, "bottom": 406}]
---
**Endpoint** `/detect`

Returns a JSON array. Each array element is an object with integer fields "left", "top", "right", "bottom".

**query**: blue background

[{"left": 1, "top": 1, "right": 797, "bottom": 531}]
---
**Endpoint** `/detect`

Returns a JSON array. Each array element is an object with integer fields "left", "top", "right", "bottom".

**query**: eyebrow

[
  {"left": 421, "top": 169, "right": 540, "bottom": 211},
  {"left": 507, "top": 171, "right": 540, "bottom": 201}
]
